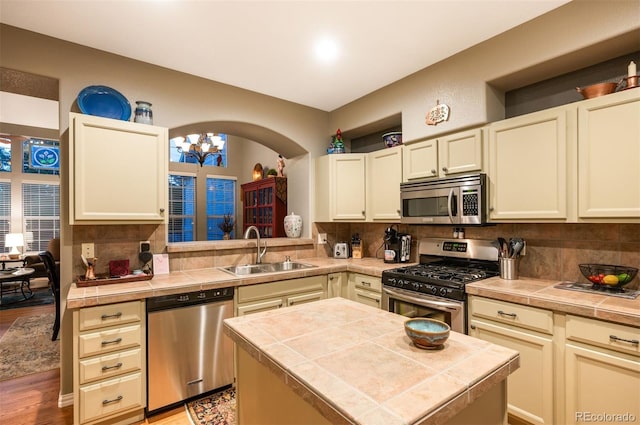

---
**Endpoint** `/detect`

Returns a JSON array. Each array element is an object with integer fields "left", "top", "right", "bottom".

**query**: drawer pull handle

[
  {"left": 361, "top": 281, "right": 371, "bottom": 287},
  {"left": 101, "top": 312, "right": 122, "bottom": 320},
  {"left": 101, "top": 362, "right": 123, "bottom": 371},
  {"left": 101, "top": 337, "right": 123, "bottom": 346},
  {"left": 187, "top": 378, "right": 203, "bottom": 386},
  {"left": 609, "top": 335, "right": 639, "bottom": 345},
  {"left": 102, "top": 395, "right": 123, "bottom": 405},
  {"left": 497, "top": 310, "right": 517, "bottom": 318}
]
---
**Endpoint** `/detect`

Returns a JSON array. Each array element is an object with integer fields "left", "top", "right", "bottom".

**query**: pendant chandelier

[{"left": 175, "top": 133, "right": 225, "bottom": 167}]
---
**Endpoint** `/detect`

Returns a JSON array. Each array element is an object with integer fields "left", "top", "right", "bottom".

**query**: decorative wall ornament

[{"left": 425, "top": 100, "right": 450, "bottom": 126}]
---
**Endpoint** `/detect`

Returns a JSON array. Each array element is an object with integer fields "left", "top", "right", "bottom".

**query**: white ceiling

[{"left": 0, "top": 0, "right": 571, "bottom": 111}]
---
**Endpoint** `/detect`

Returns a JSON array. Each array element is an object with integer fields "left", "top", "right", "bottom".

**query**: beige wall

[{"left": 1, "top": 0, "right": 639, "bottom": 402}]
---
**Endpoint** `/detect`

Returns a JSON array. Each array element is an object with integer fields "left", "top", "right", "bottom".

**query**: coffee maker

[{"left": 383, "top": 226, "right": 411, "bottom": 263}]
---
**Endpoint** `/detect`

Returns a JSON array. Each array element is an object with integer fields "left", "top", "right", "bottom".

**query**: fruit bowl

[{"left": 579, "top": 264, "right": 638, "bottom": 288}]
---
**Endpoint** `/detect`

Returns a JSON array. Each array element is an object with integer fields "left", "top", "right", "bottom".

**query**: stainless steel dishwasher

[{"left": 146, "top": 287, "right": 234, "bottom": 415}]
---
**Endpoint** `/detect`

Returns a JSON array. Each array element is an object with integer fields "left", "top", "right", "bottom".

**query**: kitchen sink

[{"left": 219, "top": 261, "right": 316, "bottom": 276}]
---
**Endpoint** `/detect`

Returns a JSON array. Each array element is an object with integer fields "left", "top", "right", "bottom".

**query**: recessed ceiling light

[{"left": 314, "top": 37, "right": 340, "bottom": 63}]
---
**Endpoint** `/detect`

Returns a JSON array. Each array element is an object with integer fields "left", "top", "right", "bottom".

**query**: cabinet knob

[
  {"left": 442, "top": 167, "right": 448, "bottom": 173},
  {"left": 431, "top": 169, "right": 437, "bottom": 174},
  {"left": 362, "top": 211, "right": 365, "bottom": 216},
  {"left": 470, "top": 324, "right": 476, "bottom": 330},
  {"left": 489, "top": 207, "right": 494, "bottom": 212},
  {"left": 397, "top": 209, "right": 401, "bottom": 214},
  {"left": 160, "top": 208, "right": 165, "bottom": 213}
]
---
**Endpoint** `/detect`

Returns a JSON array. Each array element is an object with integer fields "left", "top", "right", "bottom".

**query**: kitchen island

[{"left": 224, "top": 297, "right": 520, "bottom": 425}]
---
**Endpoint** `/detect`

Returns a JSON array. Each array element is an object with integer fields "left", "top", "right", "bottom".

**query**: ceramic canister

[
  {"left": 283, "top": 212, "right": 302, "bottom": 238},
  {"left": 134, "top": 100, "right": 153, "bottom": 124}
]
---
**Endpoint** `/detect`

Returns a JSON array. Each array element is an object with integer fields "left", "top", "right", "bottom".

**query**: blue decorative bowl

[
  {"left": 382, "top": 131, "right": 402, "bottom": 148},
  {"left": 404, "top": 318, "right": 450, "bottom": 350}
]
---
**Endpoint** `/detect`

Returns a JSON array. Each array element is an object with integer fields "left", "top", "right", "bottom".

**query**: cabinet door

[
  {"left": 402, "top": 138, "right": 438, "bottom": 181},
  {"left": 578, "top": 90, "right": 640, "bottom": 219},
  {"left": 367, "top": 146, "right": 402, "bottom": 221},
  {"left": 69, "top": 113, "right": 167, "bottom": 223},
  {"left": 488, "top": 107, "right": 574, "bottom": 221},
  {"left": 438, "top": 128, "right": 483, "bottom": 176},
  {"left": 470, "top": 319, "right": 554, "bottom": 425},
  {"left": 333, "top": 154, "right": 366, "bottom": 220},
  {"left": 565, "top": 343, "right": 640, "bottom": 425},
  {"left": 327, "top": 273, "right": 348, "bottom": 298}
]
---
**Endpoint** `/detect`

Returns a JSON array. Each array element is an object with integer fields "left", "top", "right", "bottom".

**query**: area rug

[
  {"left": 0, "top": 287, "right": 54, "bottom": 311},
  {"left": 187, "top": 387, "right": 236, "bottom": 425},
  {"left": 0, "top": 313, "right": 59, "bottom": 381}
]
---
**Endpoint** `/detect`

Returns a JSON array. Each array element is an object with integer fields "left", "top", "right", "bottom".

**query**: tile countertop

[
  {"left": 223, "top": 297, "right": 520, "bottom": 425},
  {"left": 466, "top": 277, "right": 640, "bottom": 327},
  {"left": 66, "top": 257, "right": 413, "bottom": 309}
]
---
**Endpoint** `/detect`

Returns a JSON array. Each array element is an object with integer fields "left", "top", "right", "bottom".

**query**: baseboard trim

[{"left": 59, "top": 392, "right": 73, "bottom": 408}]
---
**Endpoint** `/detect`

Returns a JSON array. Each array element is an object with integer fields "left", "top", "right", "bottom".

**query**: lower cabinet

[
  {"left": 236, "top": 275, "right": 327, "bottom": 316},
  {"left": 564, "top": 315, "right": 640, "bottom": 425},
  {"left": 470, "top": 296, "right": 640, "bottom": 425},
  {"left": 468, "top": 296, "right": 555, "bottom": 425},
  {"left": 73, "top": 300, "right": 146, "bottom": 425},
  {"left": 327, "top": 272, "right": 348, "bottom": 298},
  {"left": 347, "top": 273, "right": 381, "bottom": 308}
]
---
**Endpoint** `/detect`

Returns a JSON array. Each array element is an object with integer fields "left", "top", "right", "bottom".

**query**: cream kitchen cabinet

[
  {"left": 487, "top": 106, "right": 575, "bottom": 222},
  {"left": 327, "top": 272, "right": 348, "bottom": 298},
  {"left": 347, "top": 273, "right": 381, "bottom": 308},
  {"left": 468, "top": 296, "right": 555, "bottom": 425},
  {"left": 236, "top": 275, "right": 327, "bottom": 316},
  {"left": 367, "top": 145, "right": 402, "bottom": 221},
  {"left": 577, "top": 89, "right": 640, "bottom": 221},
  {"left": 73, "top": 300, "right": 146, "bottom": 425},
  {"left": 564, "top": 315, "right": 640, "bottom": 425},
  {"left": 402, "top": 128, "right": 483, "bottom": 181},
  {"left": 69, "top": 112, "right": 168, "bottom": 224},
  {"left": 315, "top": 154, "right": 366, "bottom": 221}
]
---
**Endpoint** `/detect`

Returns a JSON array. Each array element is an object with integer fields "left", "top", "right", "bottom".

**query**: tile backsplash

[
  {"left": 313, "top": 222, "right": 640, "bottom": 289},
  {"left": 71, "top": 222, "right": 639, "bottom": 289}
]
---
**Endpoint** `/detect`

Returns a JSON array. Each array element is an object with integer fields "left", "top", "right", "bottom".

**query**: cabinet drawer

[
  {"left": 79, "top": 372, "right": 143, "bottom": 424},
  {"left": 566, "top": 315, "right": 639, "bottom": 356},
  {"left": 79, "top": 348, "right": 142, "bottom": 384},
  {"left": 79, "top": 324, "right": 142, "bottom": 358},
  {"left": 354, "top": 288, "right": 381, "bottom": 308},
  {"left": 352, "top": 273, "right": 381, "bottom": 291},
  {"left": 79, "top": 301, "right": 143, "bottom": 331},
  {"left": 238, "top": 276, "right": 326, "bottom": 303},
  {"left": 286, "top": 291, "right": 325, "bottom": 307},
  {"left": 469, "top": 296, "right": 553, "bottom": 334}
]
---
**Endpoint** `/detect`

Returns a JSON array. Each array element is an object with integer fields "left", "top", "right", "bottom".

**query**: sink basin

[{"left": 219, "top": 261, "right": 316, "bottom": 276}]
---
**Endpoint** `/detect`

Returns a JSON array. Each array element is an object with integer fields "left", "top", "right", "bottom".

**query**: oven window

[
  {"left": 391, "top": 298, "right": 450, "bottom": 324},
  {"left": 403, "top": 196, "right": 453, "bottom": 217}
]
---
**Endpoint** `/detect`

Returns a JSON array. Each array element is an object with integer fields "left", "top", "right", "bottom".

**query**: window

[
  {"left": 207, "top": 177, "right": 236, "bottom": 240},
  {"left": 168, "top": 174, "right": 196, "bottom": 242},
  {"left": 22, "top": 183, "right": 60, "bottom": 252},
  {"left": 169, "top": 134, "right": 227, "bottom": 167},
  {"left": 0, "top": 182, "right": 10, "bottom": 251},
  {"left": 0, "top": 139, "right": 10, "bottom": 172},
  {"left": 23, "top": 138, "right": 60, "bottom": 174}
]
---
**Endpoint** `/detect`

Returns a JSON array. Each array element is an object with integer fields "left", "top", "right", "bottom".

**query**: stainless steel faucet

[{"left": 243, "top": 225, "right": 267, "bottom": 264}]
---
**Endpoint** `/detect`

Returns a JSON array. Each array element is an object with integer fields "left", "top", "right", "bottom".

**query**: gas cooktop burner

[
  {"left": 555, "top": 281, "right": 640, "bottom": 299},
  {"left": 393, "top": 262, "right": 499, "bottom": 284}
]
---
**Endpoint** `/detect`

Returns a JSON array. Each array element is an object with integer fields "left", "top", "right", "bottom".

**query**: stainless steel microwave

[{"left": 400, "top": 173, "right": 487, "bottom": 225}]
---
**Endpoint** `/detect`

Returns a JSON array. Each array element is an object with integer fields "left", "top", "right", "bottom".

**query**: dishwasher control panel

[{"left": 147, "top": 287, "right": 234, "bottom": 312}]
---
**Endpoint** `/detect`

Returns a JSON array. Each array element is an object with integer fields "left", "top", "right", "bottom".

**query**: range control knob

[
  {"left": 430, "top": 286, "right": 438, "bottom": 295},
  {"left": 439, "top": 287, "right": 448, "bottom": 297}
]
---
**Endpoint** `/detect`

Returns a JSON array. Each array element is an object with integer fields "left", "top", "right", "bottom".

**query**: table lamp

[{"left": 5, "top": 233, "right": 24, "bottom": 259}]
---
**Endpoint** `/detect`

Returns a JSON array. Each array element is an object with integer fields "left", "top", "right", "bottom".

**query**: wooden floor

[{"left": 0, "top": 303, "right": 191, "bottom": 425}]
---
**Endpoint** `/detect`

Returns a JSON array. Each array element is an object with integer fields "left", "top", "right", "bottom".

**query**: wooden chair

[{"left": 39, "top": 251, "right": 60, "bottom": 341}]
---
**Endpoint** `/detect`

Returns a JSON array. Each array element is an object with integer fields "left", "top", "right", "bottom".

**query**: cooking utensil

[
  {"left": 509, "top": 237, "right": 525, "bottom": 258},
  {"left": 575, "top": 81, "right": 622, "bottom": 99},
  {"left": 497, "top": 237, "right": 508, "bottom": 258}
]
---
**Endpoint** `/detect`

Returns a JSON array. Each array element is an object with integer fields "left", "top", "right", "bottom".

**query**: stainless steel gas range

[{"left": 382, "top": 238, "right": 499, "bottom": 333}]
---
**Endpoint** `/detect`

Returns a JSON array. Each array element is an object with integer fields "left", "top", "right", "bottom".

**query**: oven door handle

[{"left": 383, "top": 287, "right": 462, "bottom": 312}]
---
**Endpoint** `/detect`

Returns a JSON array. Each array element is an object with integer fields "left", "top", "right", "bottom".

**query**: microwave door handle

[{"left": 447, "top": 188, "right": 455, "bottom": 223}]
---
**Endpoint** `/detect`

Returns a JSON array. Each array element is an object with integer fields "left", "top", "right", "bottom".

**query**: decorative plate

[{"left": 77, "top": 85, "right": 131, "bottom": 121}]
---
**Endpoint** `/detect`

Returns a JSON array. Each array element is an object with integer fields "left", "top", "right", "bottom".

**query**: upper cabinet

[
  {"left": 487, "top": 89, "right": 640, "bottom": 223},
  {"left": 487, "top": 106, "right": 575, "bottom": 221},
  {"left": 402, "top": 127, "right": 483, "bottom": 182},
  {"left": 69, "top": 113, "right": 168, "bottom": 224},
  {"left": 577, "top": 89, "right": 640, "bottom": 220},
  {"left": 315, "top": 154, "right": 367, "bottom": 221},
  {"left": 367, "top": 146, "right": 402, "bottom": 221}
]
